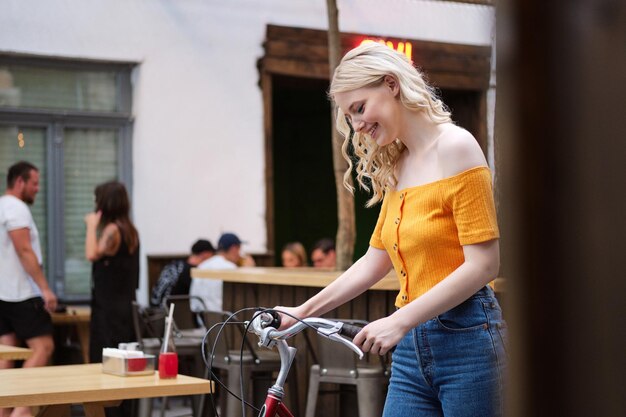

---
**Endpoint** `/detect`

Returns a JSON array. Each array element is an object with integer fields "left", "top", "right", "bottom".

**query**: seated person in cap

[
  {"left": 150, "top": 239, "right": 215, "bottom": 307},
  {"left": 311, "top": 238, "right": 336, "bottom": 268},
  {"left": 190, "top": 232, "right": 253, "bottom": 312},
  {"left": 229, "top": 234, "right": 256, "bottom": 267}
]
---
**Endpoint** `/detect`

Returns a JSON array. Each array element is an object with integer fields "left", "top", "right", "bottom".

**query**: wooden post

[
  {"left": 326, "top": 0, "right": 356, "bottom": 270},
  {"left": 499, "top": 0, "right": 626, "bottom": 416}
]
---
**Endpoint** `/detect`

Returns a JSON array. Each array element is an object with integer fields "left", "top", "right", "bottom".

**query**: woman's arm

[
  {"left": 355, "top": 239, "right": 499, "bottom": 355},
  {"left": 84, "top": 212, "right": 121, "bottom": 261},
  {"left": 276, "top": 246, "right": 393, "bottom": 328}
]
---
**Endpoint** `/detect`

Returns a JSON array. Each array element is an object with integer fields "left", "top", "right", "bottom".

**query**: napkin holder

[{"left": 102, "top": 349, "right": 156, "bottom": 376}]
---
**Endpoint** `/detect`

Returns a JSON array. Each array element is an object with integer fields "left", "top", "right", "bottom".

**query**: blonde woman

[
  {"left": 276, "top": 43, "right": 506, "bottom": 417},
  {"left": 281, "top": 242, "right": 308, "bottom": 267}
]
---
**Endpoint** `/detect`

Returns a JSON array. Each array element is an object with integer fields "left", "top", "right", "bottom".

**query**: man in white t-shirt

[
  {"left": 0, "top": 161, "right": 57, "bottom": 417},
  {"left": 190, "top": 233, "right": 251, "bottom": 312}
]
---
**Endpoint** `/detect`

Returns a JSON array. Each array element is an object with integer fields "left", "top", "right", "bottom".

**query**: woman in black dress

[{"left": 84, "top": 181, "right": 139, "bottom": 363}]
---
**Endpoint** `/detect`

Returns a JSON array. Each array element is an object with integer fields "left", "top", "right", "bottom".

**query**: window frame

[{"left": 0, "top": 54, "right": 135, "bottom": 302}]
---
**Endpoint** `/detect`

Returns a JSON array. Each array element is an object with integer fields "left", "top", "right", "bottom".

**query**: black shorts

[{"left": 0, "top": 297, "right": 54, "bottom": 340}]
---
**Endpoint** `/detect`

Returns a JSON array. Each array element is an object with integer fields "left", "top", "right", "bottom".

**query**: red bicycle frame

[{"left": 257, "top": 392, "right": 294, "bottom": 417}]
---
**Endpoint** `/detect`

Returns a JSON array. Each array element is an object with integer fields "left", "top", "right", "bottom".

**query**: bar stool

[
  {"left": 305, "top": 320, "right": 388, "bottom": 417},
  {"left": 163, "top": 294, "right": 207, "bottom": 331}
]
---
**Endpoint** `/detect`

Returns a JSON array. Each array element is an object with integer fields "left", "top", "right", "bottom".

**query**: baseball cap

[
  {"left": 217, "top": 233, "right": 245, "bottom": 251},
  {"left": 191, "top": 239, "right": 215, "bottom": 254}
]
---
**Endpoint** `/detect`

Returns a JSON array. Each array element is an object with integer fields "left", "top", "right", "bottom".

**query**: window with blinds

[
  {"left": 0, "top": 55, "right": 134, "bottom": 301},
  {"left": 64, "top": 129, "right": 119, "bottom": 295}
]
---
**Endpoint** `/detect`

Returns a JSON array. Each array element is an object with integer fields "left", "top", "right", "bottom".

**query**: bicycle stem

[{"left": 269, "top": 339, "right": 297, "bottom": 396}]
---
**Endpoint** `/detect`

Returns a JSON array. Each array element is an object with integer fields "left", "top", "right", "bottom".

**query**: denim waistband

[
  {"left": 470, "top": 285, "right": 496, "bottom": 299},
  {"left": 395, "top": 285, "right": 496, "bottom": 312}
]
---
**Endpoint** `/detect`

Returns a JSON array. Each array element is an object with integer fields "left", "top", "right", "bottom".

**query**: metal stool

[{"left": 305, "top": 320, "right": 388, "bottom": 417}]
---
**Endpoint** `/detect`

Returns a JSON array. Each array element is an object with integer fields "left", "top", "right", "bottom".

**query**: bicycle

[{"left": 201, "top": 308, "right": 364, "bottom": 417}]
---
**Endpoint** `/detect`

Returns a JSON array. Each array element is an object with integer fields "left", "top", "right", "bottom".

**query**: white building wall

[{"left": 0, "top": 0, "right": 495, "bottom": 303}]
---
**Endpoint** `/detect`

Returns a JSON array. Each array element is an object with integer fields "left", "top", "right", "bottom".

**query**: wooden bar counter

[
  {"left": 191, "top": 267, "right": 401, "bottom": 331},
  {"left": 192, "top": 266, "right": 399, "bottom": 289}
]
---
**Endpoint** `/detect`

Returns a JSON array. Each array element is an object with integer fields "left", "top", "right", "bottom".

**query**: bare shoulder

[{"left": 437, "top": 124, "right": 487, "bottom": 177}]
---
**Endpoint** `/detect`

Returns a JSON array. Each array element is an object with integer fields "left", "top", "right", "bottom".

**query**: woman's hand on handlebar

[
  {"left": 353, "top": 315, "right": 408, "bottom": 356},
  {"left": 272, "top": 306, "right": 303, "bottom": 330}
]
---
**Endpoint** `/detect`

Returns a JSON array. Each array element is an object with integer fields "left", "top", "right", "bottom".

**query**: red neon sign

[{"left": 360, "top": 38, "right": 413, "bottom": 62}]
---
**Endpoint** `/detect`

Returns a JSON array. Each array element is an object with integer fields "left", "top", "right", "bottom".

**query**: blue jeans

[{"left": 383, "top": 286, "right": 508, "bottom": 417}]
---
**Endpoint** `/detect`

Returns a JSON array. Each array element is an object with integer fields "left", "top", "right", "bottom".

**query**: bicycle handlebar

[
  {"left": 248, "top": 310, "right": 365, "bottom": 359},
  {"left": 339, "top": 322, "right": 363, "bottom": 339}
]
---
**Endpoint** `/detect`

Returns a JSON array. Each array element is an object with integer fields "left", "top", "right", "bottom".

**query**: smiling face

[{"left": 333, "top": 76, "right": 402, "bottom": 147}]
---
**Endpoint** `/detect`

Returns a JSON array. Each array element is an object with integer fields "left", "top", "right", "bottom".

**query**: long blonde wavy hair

[{"left": 329, "top": 42, "right": 452, "bottom": 207}]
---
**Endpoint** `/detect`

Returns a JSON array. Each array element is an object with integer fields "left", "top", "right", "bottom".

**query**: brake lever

[
  {"left": 326, "top": 333, "right": 364, "bottom": 359},
  {"left": 317, "top": 323, "right": 364, "bottom": 359},
  {"left": 258, "top": 326, "right": 278, "bottom": 348}
]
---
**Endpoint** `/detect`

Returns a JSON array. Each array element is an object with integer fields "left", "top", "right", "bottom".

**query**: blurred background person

[
  {"left": 1, "top": 161, "right": 56, "bottom": 417},
  {"left": 281, "top": 241, "right": 308, "bottom": 267},
  {"left": 150, "top": 238, "right": 215, "bottom": 307},
  {"left": 84, "top": 181, "right": 139, "bottom": 417},
  {"left": 84, "top": 181, "right": 139, "bottom": 365},
  {"left": 235, "top": 237, "right": 256, "bottom": 267},
  {"left": 190, "top": 232, "right": 248, "bottom": 311},
  {"left": 310, "top": 238, "right": 336, "bottom": 268}
]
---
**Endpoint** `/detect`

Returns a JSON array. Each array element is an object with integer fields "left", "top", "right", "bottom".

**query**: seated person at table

[
  {"left": 190, "top": 233, "right": 249, "bottom": 312},
  {"left": 310, "top": 238, "right": 336, "bottom": 268},
  {"left": 281, "top": 241, "right": 308, "bottom": 267},
  {"left": 150, "top": 239, "right": 215, "bottom": 307}
]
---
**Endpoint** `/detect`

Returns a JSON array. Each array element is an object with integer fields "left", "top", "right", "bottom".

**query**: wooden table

[
  {"left": 0, "top": 344, "right": 33, "bottom": 361},
  {"left": 50, "top": 306, "right": 91, "bottom": 363},
  {"left": 0, "top": 363, "right": 213, "bottom": 417}
]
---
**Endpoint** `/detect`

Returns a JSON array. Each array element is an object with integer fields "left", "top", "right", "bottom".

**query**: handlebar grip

[
  {"left": 339, "top": 323, "right": 363, "bottom": 340},
  {"left": 265, "top": 310, "right": 282, "bottom": 329}
]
